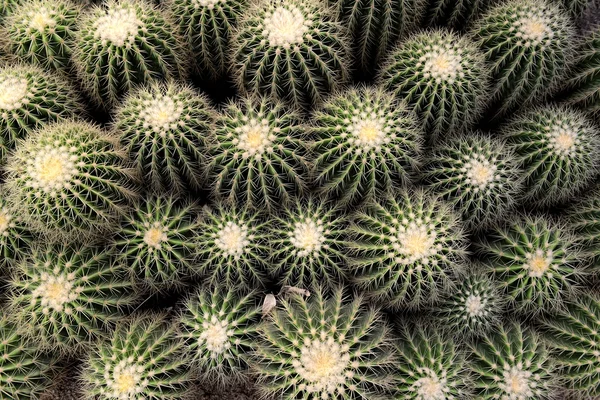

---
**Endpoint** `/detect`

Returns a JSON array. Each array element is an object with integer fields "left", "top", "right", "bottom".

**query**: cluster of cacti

[{"left": 0, "top": 0, "right": 599, "bottom": 398}]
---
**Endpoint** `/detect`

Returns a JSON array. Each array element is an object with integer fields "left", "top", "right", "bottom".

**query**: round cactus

[
  {"left": 232, "top": 0, "right": 349, "bottom": 109},
  {"left": 73, "top": 0, "right": 185, "bottom": 110},
  {"left": 0, "top": 189, "right": 32, "bottom": 268},
  {"left": 114, "top": 195, "right": 199, "bottom": 288},
  {"left": 394, "top": 323, "right": 472, "bottom": 399},
  {"left": 379, "top": 29, "right": 489, "bottom": 139},
  {"left": 112, "top": 81, "right": 215, "bottom": 193},
  {"left": 195, "top": 202, "right": 270, "bottom": 287},
  {"left": 424, "top": 0, "right": 489, "bottom": 29},
  {"left": 82, "top": 314, "right": 189, "bottom": 400},
  {"left": 477, "top": 215, "right": 585, "bottom": 314},
  {"left": 471, "top": 0, "right": 574, "bottom": 118},
  {"left": 207, "top": 96, "right": 307, "bottom": 209},
  {"left": 167, "top": 0, "right": 245, "bottom": 78},
  {"left": 350, "top": 188, "right": 467, "bottom": 309},
  {"left": 1, "top": 0, "right": 81, "bottom": 72},
  {"left": 4, "top": 120, "right": 139, "bottom": 238},
  {"left": 179, "top": 285, "right": 260, "bottom": 386},
  {"left": 422, "top": 132, "right": 523, "bottom": 228},
  {"left": 0, "top": 63, "right": 80, "bottom": 162},
  {"left": 253, "top": 287, "right": 396, "bottom": 399},
  {"left": 503, "top": 105, "right": 600, "bottom": 207},
  {"left": 311, "top": 85, "right": 423, "bottom": 205},
  {"left": 269, "top": 196, "right": 348, "bottom": 290},
  {"left": 469, "top": 322, "right": 557, "bottom": 400},
  {"left": 7, "top": 244, "right": 137, "bottom": 349}
]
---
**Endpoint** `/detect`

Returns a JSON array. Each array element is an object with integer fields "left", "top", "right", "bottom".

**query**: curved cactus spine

[
  {"left": 0, "top": 188, "right": 32, "bottom": 268},
  {"left": 350, "top": 188, "right": 467, "bottom": 309},
  {"left": 73, "top": 0, "right": 185, "bottom": 110},
  {"left": 207, "top": 96, "right": 308, "bottom": 209},
  {"left": 424, "top": 0, "right": 489, "bottom": 29},
  {"left": 4, "top": 120, "right": 139, "bottom": 239},
  {"left": 112, "top": 81, "right": 215, "bottom": 193},
  {"left": 82, "top": 314, "right": 190, "bottom": 400},
  {"left": 380, "top": 29, "right": 489, "bottom": 139},
  {"left": 252, "top": 287, "right": 396, "bottom": 399},
  {"left": 311, "top": 85, "right": 423, "bottom": 205},
  {"left": 232, "top": 0, "right": 349, "bottom": 109}
]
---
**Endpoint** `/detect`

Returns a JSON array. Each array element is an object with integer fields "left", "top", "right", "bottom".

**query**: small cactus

[
  {"left": 73, "top": 0, "right": 185, "bottom": 110},
  {"left": 311, "top": 85, "right": 423, "bottom": 205},
  {"left": 422, "top": 132, "right": 523, "bottom": 228},
  {"left": 380, "top": 29, "right": 489, "bottom": 139},
  {"left": 350, "top": 188, "right": 467, "bottom": 309},
  {"left": 0, "top": 189, "right": 32, "bottom": 268},
  {"left": 1, "top": 0, "right": 81, "bottom": 72},
  {"left": 471, "top": 0, "right": 574, "bottom": 117},
  {"left": 114, "top": 195, "right": 199, "bottom": 289},
  {"left": 502, "top": 105, "right": 600, "bottom": 207},
  {"left": 207, "top": 96, "right": 307, "bottom": 209},
  {"left": 253, "top": 287, "right": 396, "bottom": 399},
  {"left": 232, "top": 0, "right": 349, "bottom": 109},
  {"left": 112, "top": 81, "right": 215, "bottom": 193},
  {"left": 7, "top": 244, "right": 137, "bottom": 349},
  {"left": 4, "top": 120, "right": 139, "bottom": 238},
  {"left": 82, "top": 314, "right": 189, "bottom": 400},
  {"left": 424, "top": 0, "right": 489, "bottom": 29},
  {"left": 179, "top": 285, "right": 260, "bottom": 386},
  {"left": 469, "top": 322, "right": 557, "bottom": 400}
]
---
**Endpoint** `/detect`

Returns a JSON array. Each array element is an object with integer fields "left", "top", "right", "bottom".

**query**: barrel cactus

[
  {"left": 112, "top": 81, "right": 215, "bottom": 193},
  {"left": 350, "top": 188, "right": 467, "bottom": 309},
  {"left": 424, "top": 0, "right": 489, "bottom": 28},
  {"left": 0, "top": 189, "right": 32, "bottom": 268},
  {"left": 4, "top": 121, "right": 139, "bottom": 238},
  {"left": 563, "top": 27, "right": 600, "bottom": 116},
  {"left": 73, "top": 0, "right": 185, "bottom": 110},
  {"left": 311, "top": 85, "right": 423, "bottom": 205},
  {"left": 232, "top": 0, "right": 349, "bottom": 109}
]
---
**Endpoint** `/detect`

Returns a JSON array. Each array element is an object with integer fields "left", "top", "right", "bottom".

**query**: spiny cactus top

[
  {"left": 503, "top": 105, "right": 600, "bottom": 207},
  {"left": 350, "top": 189, "right": 467, "bottom": 309},
  {"left": 82, "top": 314, "right": 189, "bottom": 400},
  {"left": 0, "top": 63, "right": 80, "bottom": 162},
  {"left": 113, "top": 81, "right": 215, "bottom": 193},
  {"left": 0, "top": 190, "right": 31, "bottom": 268},
  {"left": 424, "top": 0, "right": 489, "bottom": 29},
  {"left": 472, "top": 0, "right": 573, "bottom": 117},
  {"left": 4, "top": 120, "right": 139, "bottom": 238},
  {"left": 1, "top": 0, "right": 81, "bottom": 72},
  {"left": 380, "top": 29, "right": 489, "bottom": 139},
  {"left": 469, "top": 322, "right": 557, "bottom": 400},
  {"left": 207, "top": 96, "right": 307, "bottom": 209},
  {"left": 232, "top": 0, "right": 349, "bottom": 109},
  {"left": 422, "top": 132, "right": 523, "bottom": 228},
  {"left": 7, "top": 244, "right": 137, "bottom": 349},
  {"left": 311, "top": 86, "right": 423, "bottom": 205},
  {"left": 253, "top": 288, "right": 396, "bottom": 399},
  {"left": 73, "top": 0, "right": 185, "bottom": 110}
]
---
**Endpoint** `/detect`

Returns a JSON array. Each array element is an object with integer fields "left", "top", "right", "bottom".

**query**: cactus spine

[
  {"left": 563, "top": 27, "right": 600, "bottom": 116},
  {"left": 0, "top": 189, "right": 32, "bottom": 268},
  {"left": 424, "top": 0, "right": 489, "bottom": 28}
]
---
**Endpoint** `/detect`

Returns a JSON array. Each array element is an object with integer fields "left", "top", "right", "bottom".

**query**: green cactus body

[
  {"left": 232, "top": 0, "right": 349, "bottom": 109},
  {"left": 269, "top": 196, "right": 348, "bottom": 290},
  {"left": 567, "top": 188, "right": 600, "bottom": 247},
  {"left": 114, "top": 196, "right": 199, "bottom": 288},
  {"left": 380, "top": 29, "right": 489, "bottom": 140},
  {"left": 113, "top": 82, "right": 215, "bottom": 193},
  {"left": 195, "top": 203, "right": 269, "bottom": 287},
  {"left": 4, "top": 121, "right": 139, "bottom": 238},
  {"left": 477, "top": 215, "right": 585, "bottom": 314},
  {"left": 503, "top": 105, "right": 600, "bottom": 207},
  {"left": 311, "top": 86, "right": 423, "bottom": 205},
  {"left": 0, "top": 190, "right": 32, "bottom": 268},
  {"left": 350, "top": 189, "right": 467, "bottom": 309},
  {"left": 469, "top": 323, "right": 557, "bottom": 400},
  {"left": 8, "top": 244, "right": 136, "bottom": 349},
  {"left": 179, "top": 285, "right": 260, "bottom": 385},
  {"left": 168, "top": 0, "right": 245, "bottom": 77},
  {"left": 472, "top": 0, "right": 573, "bottom": 118},
  {"left": 82, "top": 314, "right": 189, "bottom": 400},
  {"left": 0, "top": 64, "right": 80, "bottom": 162},
  {"left": 253, "top": 288, "right": 396, "bottom": 399},
  {"left": 0, "top": 0, "right": 17, "bottom": 17},
  {"left": 395, "top": 324, "right": 472, "bottom": 399},
  {"left": 563, "top": 27, "right": 600, "bottom": 116},
  {"left": 562, "top": 0, "right": 589, "bottom": 18},
  {"left": 425, "top": 0, "right": 489, "bottom": 29},
  {"left": 73, "top": 0, "right": 185, "bottom": 110},
  {"left": 207, "top": 96, "right": 307, "bottom": 209},
  {"left": 2, "top": 0, "right": 81, "bottom": 72},
  {"left": 422, "top": 133, "right": 523, "bottom": 228}
]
